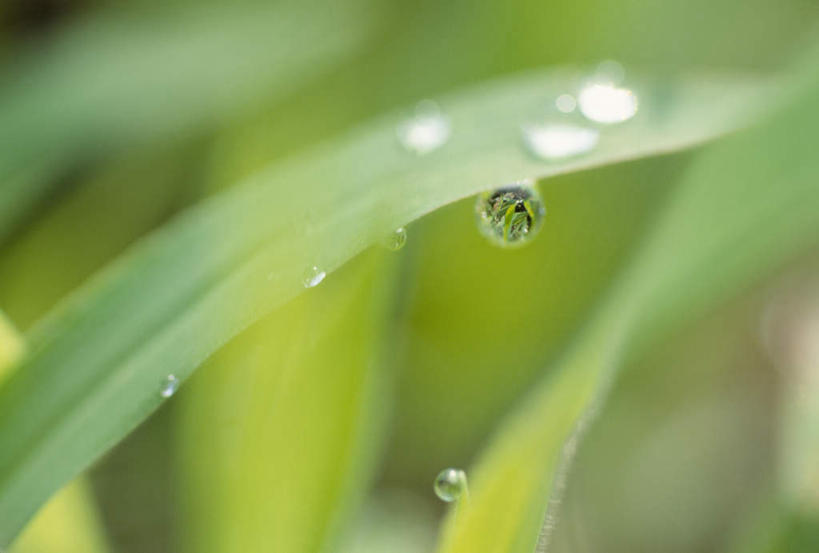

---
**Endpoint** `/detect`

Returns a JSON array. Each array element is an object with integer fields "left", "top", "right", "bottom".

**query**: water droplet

[
  {"left": 160, "top": 375, "right": 179, "bottom": 398},
  {"left": 578, "top": 83, "right": 638, "bottom": 124},
  {"left": 475, "top": 183, "right": 546, "bottom": 248},
  {"left": 303, "top": 266, "right": 326, "bottom": 288},
  {"left": 555, "top": 94, "right": 577, "bottom": 113},
  {"left": 396, "top": 100, "right": 451, "bottom": 155},
  {"left": 594, "top": 59, "right": 626, "bottom": 84},
  {"left": 434, "top": 467, "right": 467, "bottom": 503},
  {"left": 522, "top": 123, "right": 599, "bottom": 160},
  {"left": 383, "top": 227, "right": 407, "bottom": 251}
]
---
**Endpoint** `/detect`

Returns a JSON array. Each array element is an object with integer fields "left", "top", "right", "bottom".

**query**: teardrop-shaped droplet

[
  {"left": 434, "top": 467, "right": 467, "bottom": 503},
  {"left": 396, "top": 100, "right": 451, "bottom": 155},
  {"left": 578, "top": 83, "right": 638, "bottom": 124},
  {"left": 159, "top": 375, "right": 179, "bottom": 398},
  {"left": 475, "top": 183, "right": 546, "bottom": 248},
  {"left": 303, "top": 266, "right": 326, "bottom": 288},
  {"left": 383, "top": 227, "right": 407, "bottom": 251},
  {"left": 522, "top": 123, "right": 599, "bottom": 160}
]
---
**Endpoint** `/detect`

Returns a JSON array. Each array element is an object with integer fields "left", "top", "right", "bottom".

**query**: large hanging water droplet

[
  {"left": 434, "top": 467, "right": 467, "bottom": 503},
  {"left": 578, "top": 83, "right": 638, "bottom": 124},
  {"left": 475, "top": 183, "right": 546, "bottom": 248},
  {"left": 383, "top": 227, "right": 407, "bottom": 251},
  {"left": 159, "top": 375, "right": 179, "bottom": 398},
  {"left": 522, "top": 123, "right": 599, "bottom": 160},
  {"left": 396, "top": 100, "right": 451, "bottom": 155},
  {"left": 303, "top": 266, "right": 326, "bottom": 288}
]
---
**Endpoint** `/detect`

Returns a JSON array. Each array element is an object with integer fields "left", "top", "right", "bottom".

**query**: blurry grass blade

[
  {"left": 0, "top": 68, "right": 767, "bottom": 545},
  {"left": 0, "top": 315, "right": 109, "bottom": 553},
  {"left": 177, "top": 251, "right": 394, "bottom": 553},
  {"left": 10, "top": 480, "right": 109, "bottom": 553},
  {"left": 0, "top": 0, "right": 375, "bottom": 239},
  {"left": 0, "top": 312, "right": 24, "bottom": 381},
  {"left": 434, "top": 57, "right": 819, "bottom": 553},
  {"left": 0, "top": 162, "right": 63, "bottom": 246}
]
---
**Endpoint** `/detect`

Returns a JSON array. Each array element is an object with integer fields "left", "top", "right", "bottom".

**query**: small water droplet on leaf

[
  {"left": 303, "top": 266, "right": 326, "bottom": 288},
  {"left": 160, "top": 375, "right": 179, "bottom": 398},
  {"left": 434, "top": 467, "right": 468, "bottom": 503},
  {"left": 578, "top": 83, "right": 638, "bottom": 124},
  {"left": 396, "top": 101, "right": 451, "bottom": 155},
  {"left": 522, "top": 123, "right": 598, "bottom": 160},
  {"left": 555, "top": 94, "right": 577, "bottom": 113},
  {"left": 383, "top": 227, "right": 407, "bottom": 251}
]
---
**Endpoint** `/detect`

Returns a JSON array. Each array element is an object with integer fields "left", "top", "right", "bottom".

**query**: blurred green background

[{"left": 1, "top": 0, "right": 818, "bottom": 552}]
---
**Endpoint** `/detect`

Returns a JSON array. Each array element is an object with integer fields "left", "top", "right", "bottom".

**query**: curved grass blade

[
  {"left": 0, "top": 315, "right": 109, "bottom": 553},
  {"left": 433, "top": 58, "right": 819, "bottom": 553},
  {"left": 0, "top": 0, "right": 375, "bottom": 242},
  {"left": 0, "top": 67, "right": 768, "bottom": 545},
  {"left": 177, "top": 250, "right": 395, "bottom": 553}
]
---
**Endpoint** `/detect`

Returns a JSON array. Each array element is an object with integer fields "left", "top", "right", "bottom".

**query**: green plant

[{"left": 1, "top": 1, "right": 818, "bottom": 552}]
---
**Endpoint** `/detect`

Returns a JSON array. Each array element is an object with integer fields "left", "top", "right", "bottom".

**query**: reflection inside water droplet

[
  {"left": 160, "top": 375, "right": 179, "bottom": 398},
  {"left": 303, "top": 266, "right": 326, "bottom": 288},
  {"left": 396, "top": 100, "right": 451, "bottom": 155},
  {"left": 555, "top": 94, "right": 577, "bottom": 113},
  {"left": 475, "top": 183, "right": 545, "bottom": 248},
  {"left": 578, "top": 83, "right": 638, "bottom": 124},
  {"left": 383, "top": 227, "right": 407, "bottom": 251},
  {"left": 522, "top": 123, "right": 599, "bottom": 160},
  {"left": 434, "top": 467, "right": 467, "bottom": 503}
]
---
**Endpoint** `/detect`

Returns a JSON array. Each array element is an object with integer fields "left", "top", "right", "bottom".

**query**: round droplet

[
  {"left": 475, "top": 183, "right": 546, "bottom": 248},
  {"left": 434, "top": 468, "right": 467, "bottom": 503},
  {"left": 522, "top": 123, "right": 599, "bottom": 160},
  {"left": 578, "top": 83, "right": 638, "bottom": 124},
  {"left": 160, "top": 375, "right": 179, "bottom": 398},
  {"left": 555, "top": 93, "right": 577, "bottom": 113},
  {"left": 594, "top": 59, "right": 626, "bottom": 84},
  {"left": 383, "top": 227, "right": 407, "bottom": 251},
  {"left": 396, "top": 100, "right": 451, "bottom": 155},
  {"left": 303, "top": 266, "right": 326, "bottom": 288}
]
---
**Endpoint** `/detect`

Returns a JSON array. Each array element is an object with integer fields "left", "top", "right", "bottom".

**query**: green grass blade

[
  {"left": 0, "top": 67, "right": 767, "bottom": 545},
  {"left": 0, "top": 315, "right": 109, "bottom": 553},
  {"left": 176, "top": 250, "right": 395, "bottom": 553},
  {"left": 433, "top": 59, "right": 819, "bottom": 553}
]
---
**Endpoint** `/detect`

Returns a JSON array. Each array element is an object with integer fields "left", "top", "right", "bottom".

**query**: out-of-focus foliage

[{"left": 0, "top": 0, "right": 818, "bottom": 552}]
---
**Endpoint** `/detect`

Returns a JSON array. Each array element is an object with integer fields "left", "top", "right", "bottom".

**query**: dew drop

[
  {"left": 522, "top": 123, "right": 599, "bottom": 160},
  {"left": 475, "top": 183, "right": 546, "bottom": 248},
  {"left": 159, "top": 375, "right": 179, "bottom": 398},
  {"left": 578, "top": 83, "right": 638, "bottom": 124},
  {"left": 555, "top": 94, "right": 577, "bottom": 113},
  {"left": 396, "top": 100, "right": 451, "bottom": 155},
  {"left": 303, "top": 266, "right": 326, "bottom": 288},
  {"left": 434, "top": 467, "right": 467, "bottom": 503},
  {"left": 383, "top": 227, "right": 407, "bottom": 251},
  {"left": 594, "top": 59, "right": 626, "bottom": 84}
]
